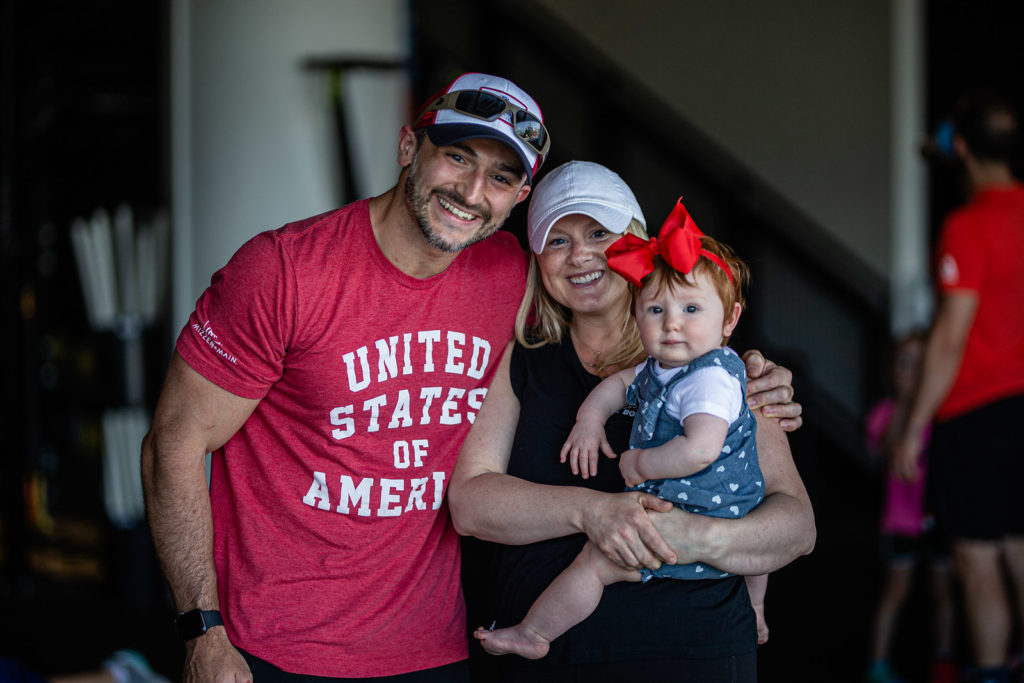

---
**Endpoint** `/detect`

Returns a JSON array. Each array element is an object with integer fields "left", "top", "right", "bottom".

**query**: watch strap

[{"left": 175, "top": 609, "right": 224, "bottom": 641}]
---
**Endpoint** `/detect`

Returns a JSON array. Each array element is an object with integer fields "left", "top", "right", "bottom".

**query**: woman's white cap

[{"left": 527, "top": 161, "right": 646, "bottom": 254}]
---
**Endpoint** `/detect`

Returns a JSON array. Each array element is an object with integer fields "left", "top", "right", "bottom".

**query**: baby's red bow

[{"left": 605, "top": 198, "right": 732, "bottom": 287}]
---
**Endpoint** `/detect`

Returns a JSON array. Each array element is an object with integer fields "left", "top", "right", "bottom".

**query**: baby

[{"left": 476, "top": 198, "right": 769, "bottom": 659}]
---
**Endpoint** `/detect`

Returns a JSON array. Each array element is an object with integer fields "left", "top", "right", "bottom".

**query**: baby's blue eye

[{"left": 685, "top": 304, "right": 699, "bottom": 313}]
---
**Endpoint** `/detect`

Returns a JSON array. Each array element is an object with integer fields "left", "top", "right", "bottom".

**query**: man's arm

[
  {"left": 141, "top": 352, "right": 260, "bottom": 682},
  {"left": 649, "top": 410, "right": 815, "bottom": 575},
  {"left": 891, "top": 291, "right": 978, "bottom": 480},
  {"left": 743, "top": 350, "right": 802, "bottom": 431}
]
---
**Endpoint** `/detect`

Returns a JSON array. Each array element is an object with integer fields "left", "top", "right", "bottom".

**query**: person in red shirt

[{"left": 893, "top": 92, "right": 1024, "bottom": 683}]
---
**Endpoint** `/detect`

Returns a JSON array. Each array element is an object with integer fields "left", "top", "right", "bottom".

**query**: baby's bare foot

[
  {"left": 753, "top": 605, "right": 769, "bottom": 645},
  {"left": 474, "top": 625, "right": 550, "bottom": 659}
]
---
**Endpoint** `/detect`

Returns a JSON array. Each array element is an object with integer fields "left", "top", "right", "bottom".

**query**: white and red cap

[
  {"left": 527, "top": 161, "right": 646, "bottom": 254},
  {"left": 413, "top": 72, "right": 547, "bottom": 182}
]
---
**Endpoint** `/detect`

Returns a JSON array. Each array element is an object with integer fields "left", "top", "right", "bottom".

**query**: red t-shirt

[
  {"left": 176, "top": 200, "right": 527, "bottom": 676},
  {"left": 935, "top": 182, "right": 1024, "bottom": 420}
]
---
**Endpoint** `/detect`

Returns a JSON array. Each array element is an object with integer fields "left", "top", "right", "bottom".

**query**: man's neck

[
  {"left": 967, "top": 158, "right": 1016, "bottom": 192},
  {"left": 368, "top": 185, "right": 461, "bottom": 279}
]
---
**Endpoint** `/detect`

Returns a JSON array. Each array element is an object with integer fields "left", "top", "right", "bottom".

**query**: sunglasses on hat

[{"left": 418, "top": 90, "right": 551, "bottom": 160}]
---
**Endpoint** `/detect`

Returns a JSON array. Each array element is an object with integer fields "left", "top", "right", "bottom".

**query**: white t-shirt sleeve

[{"left": 666, "top": 366, "right": 743, "bottom": 425}]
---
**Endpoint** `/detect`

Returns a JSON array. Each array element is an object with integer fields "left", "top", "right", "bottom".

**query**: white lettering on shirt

[{"left": 300, "top": 470, "right": 447, "bottom": 518}]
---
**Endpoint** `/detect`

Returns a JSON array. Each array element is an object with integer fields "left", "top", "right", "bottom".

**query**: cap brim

[
  {"left": 528, "top": 201, "right": 633, "bottom": 254},
  {"left": 426, "top": 124, "right": 535, "bottom": 183}
]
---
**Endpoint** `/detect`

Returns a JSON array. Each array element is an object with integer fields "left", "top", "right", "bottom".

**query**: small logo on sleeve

[
  {"left": 192, "top": 319, "right": 239, "bottom": 364},
  {"left": 938, "top": 254, "right": 959, "bottom": 286}
]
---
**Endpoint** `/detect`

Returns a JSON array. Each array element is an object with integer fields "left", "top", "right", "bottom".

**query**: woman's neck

[
  {"left": 569, "top": 305, "right": 629, "bottom": 373},
  {"left": 570, "top": 307, "right": 625, "bottom": 347}
]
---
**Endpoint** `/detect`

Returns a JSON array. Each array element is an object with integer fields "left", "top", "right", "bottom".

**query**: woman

[{"left": 449, "top": 161, "right": 815, "bottom": 681}]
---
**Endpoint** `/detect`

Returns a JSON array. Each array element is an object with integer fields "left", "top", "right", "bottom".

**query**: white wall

[
  {"left": 171, "top": 0, "right": 929, "bottom": 337},
  {"left": 171, "top": 0, "right": 409, "bottom": 328},
  {"left": 535, "top": 0, "right": 896, "bottom": 278},
  {"left": 889, "top": 0, "right": 931, "bottom": 334}
]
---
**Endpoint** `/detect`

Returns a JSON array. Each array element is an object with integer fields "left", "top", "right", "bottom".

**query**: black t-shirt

[{"left": 466, "top": 340, "right": 756, "bottom": 671}]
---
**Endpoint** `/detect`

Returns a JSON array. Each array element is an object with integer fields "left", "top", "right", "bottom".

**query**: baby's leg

[
  {"left": 746, "top": 574, "right": 769, "bottom": 645},
  {"left": 475, "top": 541, "right": 639, "bottom": 659}
]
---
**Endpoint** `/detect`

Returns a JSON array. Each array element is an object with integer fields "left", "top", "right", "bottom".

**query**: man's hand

[
  {"left": 184, "top": 628, "right": 252, "bottom": 683},
  {"left": 579, "top": 491, "right": 676, "bottom": 570},
  {"left": 742, "top": 350, "right": 802, "bottom": 432},
  {"left": 890, "top": 428, "right": 926, "bottom": 482}
]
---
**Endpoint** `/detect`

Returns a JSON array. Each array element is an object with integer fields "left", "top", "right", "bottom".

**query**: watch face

[{"left": 176, "top": 610, "right": 208, "bottom": 640}]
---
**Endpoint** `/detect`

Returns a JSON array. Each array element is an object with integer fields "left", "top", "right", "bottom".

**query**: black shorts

[
  {"left": 881, "top": 527, "right": 950, "bottom": 563},
  {"left": 929, "top": 393, "right": 1024, "bottom": 541},
  {"left": 238, "top": 649, "right": 470, "bottom": 683}
]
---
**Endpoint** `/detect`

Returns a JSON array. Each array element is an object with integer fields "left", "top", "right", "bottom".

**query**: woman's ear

[{"left": 722, "top": 302, "right": 742, "bottom": 339}]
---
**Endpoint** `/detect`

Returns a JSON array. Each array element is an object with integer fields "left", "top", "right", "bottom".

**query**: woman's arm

[
  {"left": 649, "top": 409, "right": 815, "bottom": 575},
  {"left": 448, "top": 343, "right": 677, "bottom": 570}
]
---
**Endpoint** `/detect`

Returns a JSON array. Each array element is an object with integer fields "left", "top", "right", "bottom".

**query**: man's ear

[
  {"left": 953, "top": 135, "right": 968, "bottom": 161},
  {"left": 397, "top": 125, "right": 418, "bottom": 168},
  {"left": 514, "top": 183, "right": 531, "bottom": 205},
  {"left": 722, "top": 302, "right": 742, "bottom": 339}
]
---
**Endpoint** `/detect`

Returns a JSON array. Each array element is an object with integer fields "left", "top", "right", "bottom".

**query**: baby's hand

[
  {"left": 560, "top": 420, "right": 617, "bottom": 479},
  {"left": 618, "top": 449, "right": 647, "bottom": 488}
]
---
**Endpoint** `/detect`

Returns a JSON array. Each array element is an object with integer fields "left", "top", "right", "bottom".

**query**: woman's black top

[{"left": 465, "top": 339, "right": 756, "bottom": 672}]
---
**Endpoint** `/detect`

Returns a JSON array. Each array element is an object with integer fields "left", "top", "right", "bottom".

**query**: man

[
  {"left": 142, "top": 73, "right": 805, "bottom": 682},
  {"left": 893, "top": 92, "right": 1024, "bottom": 683}
]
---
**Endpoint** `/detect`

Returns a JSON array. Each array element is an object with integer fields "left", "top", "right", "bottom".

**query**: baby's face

[{"left": 634, "top": 272, "right": 739, "bottom": 369}]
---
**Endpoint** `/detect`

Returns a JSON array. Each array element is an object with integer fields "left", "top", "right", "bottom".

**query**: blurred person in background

[
  {"left": 893, "top": 92, "right": 1024, "bottom": 683},
  {"left": 865, "top": 333, "right": 955, "bottom": 683}
]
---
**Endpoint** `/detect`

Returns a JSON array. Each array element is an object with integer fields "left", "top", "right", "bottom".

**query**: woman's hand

[
  {"left": 742, "top": 350, "right": 802, "bottom": 432},
  {"left": 579, "top": 491, "right": 677, "bottom": 570}
]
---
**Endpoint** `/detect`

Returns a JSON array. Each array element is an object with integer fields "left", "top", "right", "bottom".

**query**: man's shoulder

[
  {"left": 274, "top": 200, "right": 368, "bottom": 241},
  {"left": 944, "top": 185, "right": 1024, "bottom": 246},
  {"left": 466, "top": 229, "right": 525, "bottom": 256},
  {"left": 462, "top": 230, "right": 528, "bottom": 276},
  {"left": 249, "top": 201, "right": 370, "bottom": 270}
]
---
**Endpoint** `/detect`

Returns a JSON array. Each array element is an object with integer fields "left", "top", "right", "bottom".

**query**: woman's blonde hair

[{"left": 514, "top": 218, "right": 648, "bottom": 376}]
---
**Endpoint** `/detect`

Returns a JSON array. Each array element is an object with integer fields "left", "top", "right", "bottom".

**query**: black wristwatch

[{"left": 175, "top": 609, "right": 224, "bottom": 641}]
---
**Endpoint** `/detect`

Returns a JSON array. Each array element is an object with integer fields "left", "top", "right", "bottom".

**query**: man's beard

[{"left": 404, "top": 153, "right": 506, "bottom": 254}]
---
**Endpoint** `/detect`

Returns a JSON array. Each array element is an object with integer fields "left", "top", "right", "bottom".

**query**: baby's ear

[{"left": 722, "top": 302, "right": 742, "bottom": 338}]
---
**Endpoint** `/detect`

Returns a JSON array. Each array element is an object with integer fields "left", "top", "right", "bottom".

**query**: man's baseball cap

[
  {"left": 413, "top": 72, "right": 549, "bottom": 183},
  {"left": 527, "top": 161, "right": 646, "bottom": 254}
]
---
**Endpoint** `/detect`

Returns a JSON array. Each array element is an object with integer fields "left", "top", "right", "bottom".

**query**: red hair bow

[{"left": 604, "top": 197, "right": 733, "bottom": 287}]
